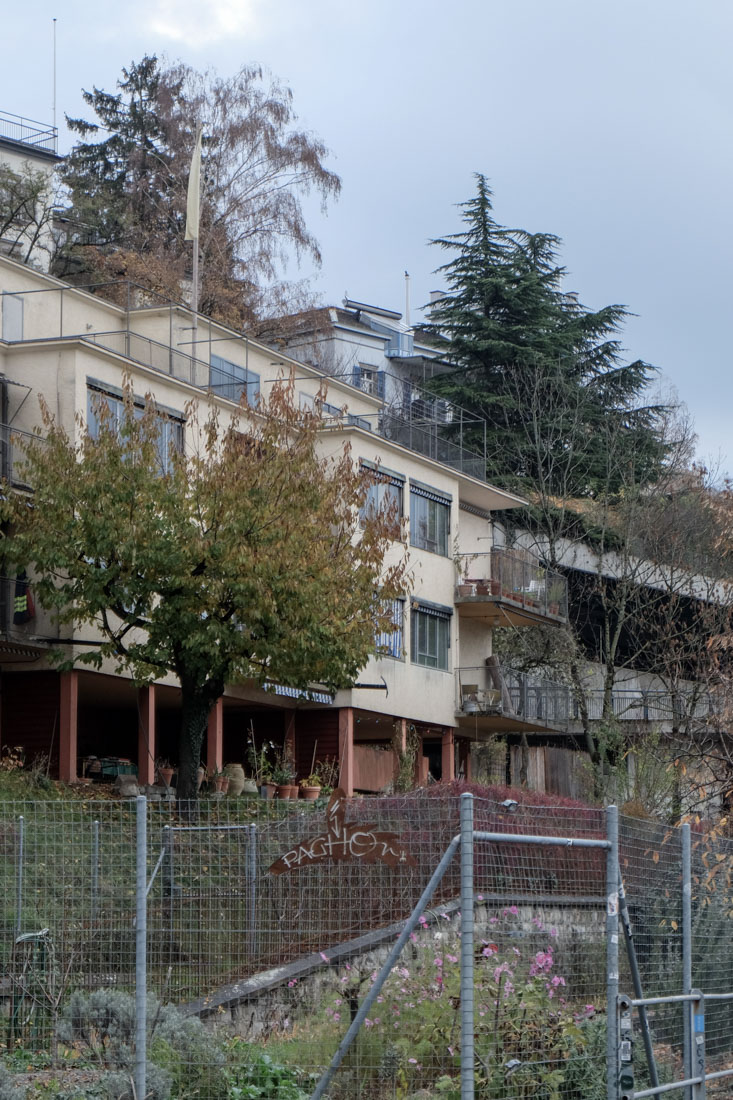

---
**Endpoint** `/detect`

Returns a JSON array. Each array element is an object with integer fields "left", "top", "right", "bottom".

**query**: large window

[
  {"left": 361, "top": 462, "right": 404, "bottom": 533},
  {"left": 210, "top": 354, "right": 260, "bottom": 406},
  {"left": 410, "top": 600, "right": 451, "bottom": 670},
  {"left": 376, "top": 597, "right": 404, "bottom": 659},
  {"left": 410, "top": 482, "right": 451, "bottom": 556},
  {"left": 87, "top": 384, "right": 183, "bottom": 475}
]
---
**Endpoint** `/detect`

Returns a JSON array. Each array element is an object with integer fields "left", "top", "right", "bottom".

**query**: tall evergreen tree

[
  {"left": 56, "top": 56, "right": 340, "bottom": 328},
  {"left": 423, "top": 175, "right": 668, "bottom": 500}
]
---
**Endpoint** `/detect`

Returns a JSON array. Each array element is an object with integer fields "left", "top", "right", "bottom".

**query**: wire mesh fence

[{"left": 0, "top": 792, "right": 732, "bottom": 1099}]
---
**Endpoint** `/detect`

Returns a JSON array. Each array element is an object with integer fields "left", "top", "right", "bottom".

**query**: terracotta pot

[
  {"left": 276, "top": 784, "right": 293, "bottom": 800},
  {"left": 196, "top": 766, "right": 206, "bottom": 791},
  {"left": 224, "top": 763, "right": 246, "bottom": 796},
  {"left": 475, "top": 582, "right": 490, "bottom": 595},
  {"left": 457, "top": 583, "right": 475, "bottom": 597},
  {"left": 214, "top": 774, "right": 229, "bottom": 793},
  {"left": 299, "top": 785, "right": 321, "bottom": 800},
  {"left": 490, "top": 580, "right": 501, "bottom": 596},
  {"left": 549, "top": 602, "right": 560, "bottom": 616},
  {"left": 159, "top": 767, "right": 174, "bottom": 787},
  {"left": 262, "top": 782, "right": 277, "bottom": 799}
]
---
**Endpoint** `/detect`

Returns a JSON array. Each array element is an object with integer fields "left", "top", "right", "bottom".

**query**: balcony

[
  {"left": 455, "top": 664, "right": 567, "bottom": 735},
  {"left": 0, "top": 111, "right": 58, "bottom": 154},
  {"left": 455, "top": 663, "right": 723, "bottom": 736},
  {"left": 454, "top": 547, "right": 568, "bottom": 626}
]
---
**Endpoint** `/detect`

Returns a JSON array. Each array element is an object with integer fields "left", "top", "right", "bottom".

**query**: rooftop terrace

[{"left": 0, "top": 111, "right": 58, "bottom": 155}]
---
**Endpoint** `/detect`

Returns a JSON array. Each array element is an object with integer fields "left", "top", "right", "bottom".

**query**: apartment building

[{"left": 0, "top": 256, "right": 577, "bottom": 793}]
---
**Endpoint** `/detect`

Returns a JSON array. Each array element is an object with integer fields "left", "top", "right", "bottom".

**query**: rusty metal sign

[{"left": 269, "top": 788, "right": 417, "bottom": 875}]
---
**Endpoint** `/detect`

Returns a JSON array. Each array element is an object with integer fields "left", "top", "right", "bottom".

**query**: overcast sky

[{"left": 4, "top": 0, "right": 732, "bottom": 473}]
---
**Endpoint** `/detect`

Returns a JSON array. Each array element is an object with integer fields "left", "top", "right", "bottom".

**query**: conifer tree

[{"left": 424, "top": 175, "right": 667, "bottom": 500}]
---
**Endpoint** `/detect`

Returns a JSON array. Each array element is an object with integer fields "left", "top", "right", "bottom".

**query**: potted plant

[
  {"left": 156, "top": 759, "right": 175, "bottom": 788},
  {"left": 299, "top": 774, "right": 322, "bottom": 800},
  {"left": 210, "top": 766, "right": 229, "bottom": 794},
  {"left": 272, "top": 741, "right": 298, "bottom": 798},
  {"left": 246, "top": 726, "right": 276, "bottom": 797}
]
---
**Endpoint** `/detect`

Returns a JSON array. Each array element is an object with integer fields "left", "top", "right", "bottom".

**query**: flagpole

[{"left": 185, "top": 124, "right": 204, "bottom": 352}]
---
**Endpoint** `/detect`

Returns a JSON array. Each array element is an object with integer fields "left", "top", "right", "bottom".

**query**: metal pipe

[
  {"left": 460, "top": 793, "right": 475, "bottom": 1100},
  {"left": 135, "top": 796, "right": 147, "bottom": 1100},
  {"left": 606, "top": 805, "right": 619, "bottom": 1100},
  {"left": 310, "top": 834, "right": 461, "bottom": 1100},
  {"left": 633, "top": 1077, "right": 703, "bottom": 1098},
  {"left": 682, "top": 823, "right": 692, "bottom": 1100},
  {"left": 618, "top": 875, "right": 659, "bottom": 1090},
  {"left": 473, "top": 830, "right": 610, "bottom": 850}
]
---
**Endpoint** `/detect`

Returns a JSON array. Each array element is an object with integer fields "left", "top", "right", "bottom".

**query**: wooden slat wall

[
  {"left": 295, "top": 709, "right": 339, "bottom": 778},
  {"left": 353, "top": 745, "right": 397, "bottom": 792},
  {"left": 510, "top": 744, "right": 592, "bottom": 801}
]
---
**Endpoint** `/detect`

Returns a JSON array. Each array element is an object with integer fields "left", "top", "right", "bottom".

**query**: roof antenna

[
  {"left": 404, "top": 270, "right": 410, "bottom": 328},
  {"left": 52, "top": 18, "right": 57, "bottom": 136}
]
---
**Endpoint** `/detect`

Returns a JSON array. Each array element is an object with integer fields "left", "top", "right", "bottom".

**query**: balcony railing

[
  {"left": 0, "top": 276, "right": 489, "bottom": 483},
  {"left": 0, "top": 111, "right": 58, "bottom": 153},
  {"left": 456, "top": 664, "right": 722, "bottom": 727},
  {"left": 455, "top": 548, "right": 568, "bottom": 621}
]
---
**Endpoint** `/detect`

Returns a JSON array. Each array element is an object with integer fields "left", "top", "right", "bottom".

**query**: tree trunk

[{"left": 177, "top": 686, "right": 217, "bottom": 804}]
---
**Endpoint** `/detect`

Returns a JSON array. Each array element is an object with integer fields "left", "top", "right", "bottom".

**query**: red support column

[
  {"left": 206, "top": 697, "right": 223, "bottom": 776},
  {"left": 59, "top": 670, "right": 78, "bottom": 783},
  {"left": 338, "top": 707, "right": 354, "bottom": 796},
  {"left": 137, "top": 685, "right": 156, "bottom": 786},
  {"left": 441, "top": 727, "right": 455, "bottom": 783}
]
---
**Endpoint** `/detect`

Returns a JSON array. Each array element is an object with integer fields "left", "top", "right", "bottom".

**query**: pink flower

[
  {"left": 408, "top": 1058, "right": 417, "bottom": 1064},
  {"left": 320, "top": 952, "right": 329, "bottom": 962},
  {"left": 287, "top": 979, "right": 297, "bottom": 987},
  {"left": 434, "top": 957, "right": 443, "bottom": 967}
]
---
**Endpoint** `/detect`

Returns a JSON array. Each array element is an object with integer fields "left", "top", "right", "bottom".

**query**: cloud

[{"left": 145, "top": 0, "right": 264, "bottom": 46}]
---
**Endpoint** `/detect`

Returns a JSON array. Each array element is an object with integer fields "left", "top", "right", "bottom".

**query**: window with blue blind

[
  {"left": 87, "top": 384, "right": 183, "bottom": 475},
  {"left": 410, "top": 600, "right": 451, "bottom": 670},
  {"left": 360, "top": 462, "right": 404, "bottom": 533},
  {"left": 409, "top": 482, "right": 451, "bottom": 556},
  {"left": 376, "top": 597, "right": 404, "bottom": 659},
  {"left": 210, "top": 354, "right": 260, "bottom": 406}
]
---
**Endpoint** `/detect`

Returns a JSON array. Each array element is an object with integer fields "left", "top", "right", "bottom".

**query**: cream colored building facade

[{"left": 0, "top": 255, "right": 577, "bottom": 792}]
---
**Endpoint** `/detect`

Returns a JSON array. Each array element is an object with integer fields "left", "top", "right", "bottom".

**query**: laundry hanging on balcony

[{"left": 13, "top": 570, "right": 35, "bottom": 624}]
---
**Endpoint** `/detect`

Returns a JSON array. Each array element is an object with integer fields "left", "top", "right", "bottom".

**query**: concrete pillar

[
  {"left": 441, "top": 727, "right": 455, "bottom": 783},
  {"left": 338, "top": 707, "right": 354, "bottom": 796},
  {"left": 59, "top": 670, "right": 78, "bottom": 783},
  {"left": 137, "top": 685, "right": 156, "bottom": 786},
  {"left": 206, "top": 697, "right": 223, "bottom": 775}
]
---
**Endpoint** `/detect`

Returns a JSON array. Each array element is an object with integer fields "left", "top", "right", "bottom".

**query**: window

[
  {"left": 352, "top": 364, "right": 386, "bottom": 398},
  {"left": 410, "top": 482, "right": 451, "bottom": 556},
  {"left": 87, "top": 384, "right": 184, "bottom": 475},
  {"left": 360, "top": 462, "right": 404, "bottom": 532},
  {"left": 410, "top": 601, "right": 451, "bottom": 670},
  {"left": 376, "top": 597, "right": 404, "bottom": 659},
  {"left": 2, "top": 293, "right": 24, "bottom": 341},
  {"left": 210, "top": 354, "right": 260, "bottom": 406}
]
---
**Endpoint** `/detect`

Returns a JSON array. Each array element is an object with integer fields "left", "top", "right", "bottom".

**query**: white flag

[{"left": 185, "top": 126, "right": 203, "bottom": 242}]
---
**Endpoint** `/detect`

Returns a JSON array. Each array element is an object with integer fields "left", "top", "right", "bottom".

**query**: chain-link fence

[{"left": 2, "top": 792, "right": 733, "bottom": 1099}]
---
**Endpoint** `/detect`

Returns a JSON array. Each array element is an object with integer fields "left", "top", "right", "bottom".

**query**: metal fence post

[
  {"left": 606, "top": 805, "right": 619, "bottom": 1100},
  {"left": 135, "top": 795, "right": 147, "bottom": 1100},
  {"left": 691, "top": 990, "right": 706, "bottom": 1100},
  {"left": 248, "top": 823, "right": 257, "bottom": 956},
  {"left": 16, "top": 814, "right": 24, "bottom": 937},
  {"left": 91, "top": 820, "right": 100, "bottom": 924},
  {"left": 682, "top": 823, "right": 692, "bottom": 1100},
  {"left": 460, "top": 791, "right": 475, "bottom": 1100}
]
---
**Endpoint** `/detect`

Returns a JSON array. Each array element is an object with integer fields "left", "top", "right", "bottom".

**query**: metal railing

[
  {"left": 455, "top": 547, "right": 569, "bottom": 619},
  {"left": 0, "top": 111, "right": 58, "bottom": 153},
  {"left": 455, "top": 664, "right": 720, "bottom": 727}
]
